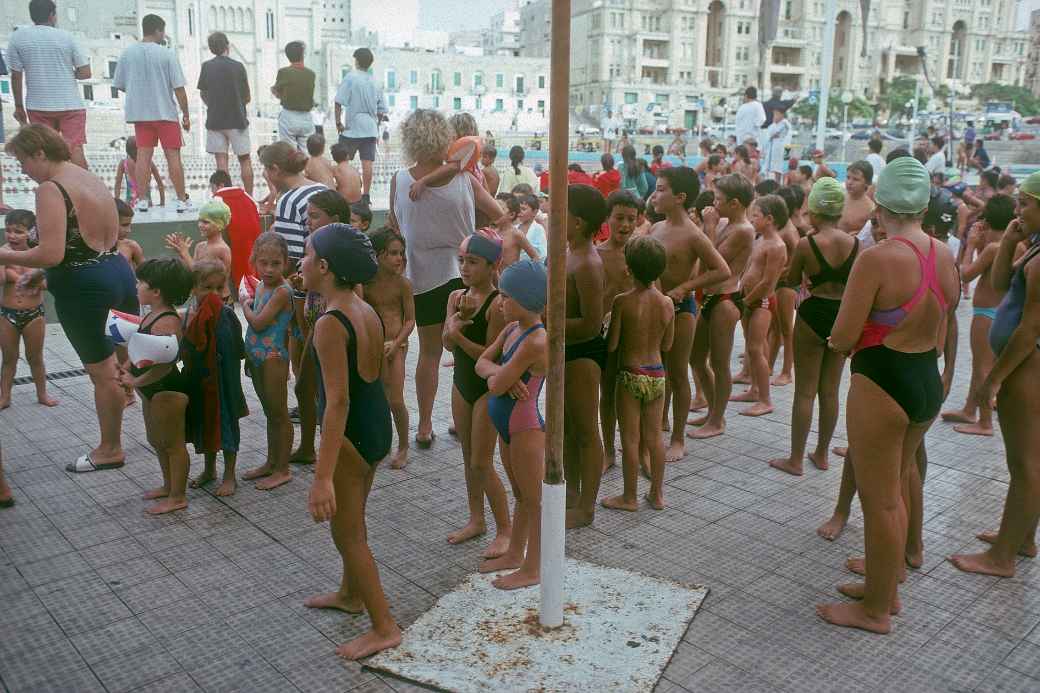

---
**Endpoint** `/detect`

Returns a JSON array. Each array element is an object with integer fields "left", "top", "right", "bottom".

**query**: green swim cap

[
  {"left": 876, "top": 157, "right": 930, "bottom": 214},
  {"left": 808, "top": 177, "right": 845, "bottom": 217},
  {"left": 198, "top": 199, "right": 232, "bottom": 230},
  {"left": 1022, "top": 170, "right": 1040, "bottom": 201}
]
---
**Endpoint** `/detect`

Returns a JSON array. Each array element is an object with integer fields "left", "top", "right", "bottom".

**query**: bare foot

[
  {"left": 768, "top": 457, "right": 803, "bottom": 476},
  {"left": 815, "top": 601, "right": 891, "bottom": 634},
  {"left": 603, "top": 448, "right": 616, "bottom": 473},
  {"left": 687, "top": 424, "right": 724, "bottom": 440},
  {"left": 37, "top": 394, "right": 59, "bottom": 407},
  {"left": 142, "top": 487, "right": 169, "bottom": 500},
  {"left": 288, "top": 449, "right": 316, "bottom": 465},
  {"left": 335, "top": 626, "right": 402, "bottom": 660},
  {"left": 493, "top": 569, "right": 540, "bottom": 590},
  {"left": 953, "top": 422, "right": 994, "bottom": 437},
  {"left": 686, "top": 413, "right": 709, "bottom": 427},
  {"left": 837, "top": 582, "right": 901, "bottom": 615},
  {"left": 147, "top": 497, "right": 187, "bottom": 515},
  {"left": 482, "top": 534, "right": 511, "bottom": 559},
  {"left": 389, "top": 447, "right": 409, "bottom": 470},
  {"left": 255, "top": 470, "right": 292, "bottom": 490},
  {"left": 770, "top": 373, "right": 792, "bottom": 386},
  {"left": 665, "top": 440, "right": 686, "bottom": 463},
  {"left": 242, "top": 463, "right": 273, "bottom": 481},
  {"left": 732, "top": 371, "right": 751, "bottom": 385},
  {"left": 905, "top": 548, "right": 923, "bottom": 569},
  {"left": 845, "top": 557, "right": 907, "bottom": 581},
  {"left": 565, "top": 508, "right": 594, "bottom": 529},
  {"left": 305, "top": 592, "right": 363, "bottom": 614},
  {"left": 601, "top": 494, "right": 638, "bottom": 512},
  {"left": 479, "top": 553, "right": 523, "bottom": 573},
  {"left": 190, "top": 471, "right": 215, "bottom": 489},
  {"left": 645, "top": 492, "right": 665, "bottom": 510},
  {"left": 948, "top": 551, "right": 1016, "bottom": 578},
  {"left": 816, "top": 512, "right": 847, "bottom": 541},
  {"left": 447, "top": 521, "right": 486, "bottom": 545},
  {"left": 739, "top": 402, "right": 773, "bottom": 417},
  {"left": 689, "top": 396, "right": 709, "bottom": 412},
  {"left": 729, "top": 388, "right": 758, "bottom": 403},
  {"left": 976, "top": 530, "right": 1038, "bottom": 558},
  {"left": 832, "top": 447, "right": 847, "bottom": 458},
  {"left": 808, "top": 450, "right": 829, "bottom": 471},
  {"left": 941, "top": 408, "right": 976, "bottom": 424},
  {"left": 0, "top": 396, "right": 10, "bottom": 410},
  {"left": 215, "top": 479, "right": 237, "bottom": 497}
]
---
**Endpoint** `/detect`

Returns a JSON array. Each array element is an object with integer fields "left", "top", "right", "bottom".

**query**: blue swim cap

[
  {"left": 499, "top": 258, "right": 547, "bottom": 313},
  {"left": 310, "top": 223, "right": 378, "bottom": 285},
  {"left": 460, "top": 232, "right": 502, "bottom": 264}
]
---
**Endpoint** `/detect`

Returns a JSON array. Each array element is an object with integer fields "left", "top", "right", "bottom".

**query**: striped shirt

[
  {"left": 6, "top": 24, "right": 88, "bottom": 112},
  {"left": 274, "top": 184, "right": 326, "bottom": 263}
]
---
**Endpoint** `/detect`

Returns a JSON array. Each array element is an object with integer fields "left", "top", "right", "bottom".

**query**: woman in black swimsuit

[
  {"left": 768, "top": 178, "right": 858, "bottom": 477},
  {"left": 1, "top": 125, "right": 138, "bottom": 473}
]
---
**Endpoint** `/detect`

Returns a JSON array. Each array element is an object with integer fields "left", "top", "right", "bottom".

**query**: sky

[{"left": 354, "top": 0, "right": 515, "bottom": 35}]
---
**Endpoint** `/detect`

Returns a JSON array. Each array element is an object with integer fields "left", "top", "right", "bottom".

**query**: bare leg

[
  {"left": 951, "top": 350, "right": 1040, "bottom": 577},
  {"left": 84, "top": 356, "right": 126, "bottom": 465},
  {"left": 290, "top": 340, "right": 318, "bottom": 464},
  {"left": 384, "top": 349, "right": 410, "bottom": 468},
  {"left": 237, "top": 154, "right": 255, "bottom": 198},
  {"left": 147, "top": 392, "right": 190, "bottom": 514},
  {"left": 564, "top": 359, "right": 603, "bottom": 529},
  {"left": 471, "top": 395, "right": 512, "bottom": 557},
  {"left": 817, "top": 453, "right": 857, "bottom": 541},
  {"left": 448, "top": 387, "right": 487, "bottom": 545},
  {"left": 217, "top": 452, "right": 237, "bottom": 496},
  {"left": 243, "top": 359, "right": 293, "bottom": 490},
  {"left": 24, "top": 315, "right": 57, "bottom": 404},
  {"left": 689, "top": 301, "right": 739, "bottom": 439},
  {"left": 771, "top": 288, "right": 796, "bottom": 385},
  {"left": 601, "top": 350, "right": 619, "bottom": 471},
  {"left": 739, "top": 307, "right": 773, "bottom": 417},
  {"left": 952, "top": 316, "right": 996, "bottom": 436},
  {"left": 214, "top": 152, "right": 229, "bottom": 174},
  {"left": 664, "top": 313, "right": 695, "bottom": 461},
  {"left": 811, "top": 347, "right": 847, "bottom": 470},
  {"left": 643, "top": 391, "right": 666, "bottom": 509},
  {"left": 688, "top": 316, "right": 714, "bottom": 426},
  {"left": 493, "top": 429, "right": 545, "bottom": 590},
  {"left": 0, "top": 318, "right": 19, "bottom": 409},
  {"left": 135, "top": 145, "right": 156, "bottom": 203},
  {"left": 0, "top": 443, "right": 11, "bottom": 506},
  {"left": 415, "top": 323, "right": 443, "bottom": 444},
  {"left": 164, "top": 148, "right": 188, "bottom": 201},
  {"left": 480, "top": 440, "right": 527, "bottom": 573},
  {"left": 769, "top": 319, "right": 823, "bottom": 476},
  {"left": 602, "top": 382, "right": 643, "bottom": 512},
  {"left": 191, "top": 451, "right": 217, "bottom": 488},
  {"left": 361, "top": 159, "right": 374, "bottom": 197},
  {"left": 140, "top": 396, "right": 169, "bottom": 500}
]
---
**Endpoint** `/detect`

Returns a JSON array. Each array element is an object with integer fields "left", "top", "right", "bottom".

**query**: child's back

[
  {"left": 613, "top": 286, "right": 673, "bottom": 369},
  {"left": 335, "top": 161, "right": 363, "bottom": 203}
]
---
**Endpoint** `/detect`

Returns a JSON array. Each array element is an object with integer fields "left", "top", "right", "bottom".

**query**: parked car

[{"left": 1010, "top": 132, "right": 1037, "bottom": 141}]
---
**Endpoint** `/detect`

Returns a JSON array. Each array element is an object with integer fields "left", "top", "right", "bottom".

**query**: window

[
  {"left": 386, "top": 70, "right": 396, "bottom": 90},
  {"left": 784, "top": 0, "right": 792, "bottom": 19},
  {"left": 476, "top": 96, "right": 483, "bottom": 109},
  {"left": 110, "top": 86, "right": 119, "bottom": 99},
  {"left": 474, "top": 72, "right": 483, "bottom": 88},
  {"left": 537, "top": 99, "right": 545, "bottom": 111},
  {"left": 515, "top": 75, "right": 524, "bottom": 93},
  {"left": 108, "top": 60, "right": 118, "bottom": 78},
  {"left": 538, "top": 75, "right": 545, "bottom": 89},
  {"left": 432, "top": 96, "right": 439, "bottom": 108},
  {"left": 592, "top": 13, "right": 601, "bottom": 29},
  {"left": 188, "top": 6, "right": 195, "bottom": 35},
  {"left": 453, "top": 71, "right": 462, "bottom": 87},
  {"left": 0, "top": 80, "right": 8, "bottom": 95},
  {"left": 624, "top": 91, "right": 637, "bottom": 104},
  {"left": 409, "top": 70, "right": 418, "bottom": 85},
  {"left": 517, "top": 99, "right": 524, "bottom": 110},
  {"left": 83, "top": 84, "right": 93, "bottom": 100},
  {"left": 495, "top": 98, "right": 504, "bottom": 111},
  {"left": 655, "top": 93, "right": 668, "bottom": 105},
  {"left": 496, "top": 73, "right": 504, "bottom": 88},
  {"left": 903, "top": 11, "right": 909, "bottom": 29},
  {"left": 453, "top": 97, "right": 462, "bottom": 109},
  {"left": 388, "top": 94, "right": 395, "bottom": 107},
  {"left": 431, "top": 69, "right": 442, "bottom": 92},
  {"left": 265, "top": 10, "right": 274, "bottom": 39},
  {"left": 409, "top": 95, "right": 418, "bottom": 109}
]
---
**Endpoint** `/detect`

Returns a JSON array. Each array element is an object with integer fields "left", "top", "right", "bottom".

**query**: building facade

[
  {"left": 1026, "top": 9, "right": 1040, "bottom": 98},
  {"left": 545, "top": 0, "right": 1030, "bottom": 130},
  {"left": 482, "top": 8, "right": 522, "bottom": 57}
]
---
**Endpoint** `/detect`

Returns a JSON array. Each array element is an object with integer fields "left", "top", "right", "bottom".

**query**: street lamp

[{"left": 841, "top": 90, "right": 853, "bottom": 160}]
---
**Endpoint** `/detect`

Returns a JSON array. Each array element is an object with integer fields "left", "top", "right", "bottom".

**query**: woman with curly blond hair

[{"left": 389, "top": 109, "right": 501, "bottom": 449}]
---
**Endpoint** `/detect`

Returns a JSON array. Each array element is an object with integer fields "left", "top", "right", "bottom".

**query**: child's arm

[
  {"left": 784, "top": 239, "right": 807, "bottom": 288},
  {"left": 308, "top": 315, "right": 349, "bottom": 522},
  {"left": 130, "top": 240, "right": 144, "bottom": 269},
  {"left": 518, "top": 232, "right": 541, "bottom": 262},
  {"left": 392, "top": 278, "right": 416, "bottom": 351},
  {"left": 605, "top": 295, "right": 625, "bottom": 353},
  {"left": 660, "top": 303, "right": 676, "bottom": 354},
  {"left": 150, "top": 163, "right": 166, "bottom": 206},
  {"left": 680, "top": 231, "right": 730, "bottom": 295},
  {"left": 114, "top": 162, "right": 124, "bottom": 198},
  {"left": 475, "top": 324, "right": 511, "bottom": 380},
  {"left": 409, "top": 160, "right": 463, "bottom": 201},
  {"left": 486, "top": 331, "right": 546, "bottom": 396},
  {"left": 164, "top": 233, "right": 194, "bottom": 267},
  {"left": 470, "top": 173, "right": 506, "bottom": 225},
  {"left": 242, "top": 285, "right": 291, "bottom": 330},
  {"left": 961, "top": 242, "right": 997, "bottom": 283},
  {"left": 441, "top": 289, "right": 465, "bottom": 350},
  {"left": 118, "top": 315, "right": 180, "bottom": 388},
  {"left": 742, "top": 246, "right": 786, "bottom": 305}
]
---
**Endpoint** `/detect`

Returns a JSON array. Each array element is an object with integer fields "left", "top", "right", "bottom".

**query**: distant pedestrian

[
  {"left": 735, "top": 86, "right": 765, "bottom": 147},
  {"left": 8, "top": 0, "right": 92, "bottom": 169},
  {"left": 271, "top": 41, "right": 316, "bottom": 152},
  {"left": 334, "top": 47, "right": 386, "bottom": 205},
  {"left": 198, "top": 31, "right": 254, "bottom": 196},
  {"left": 113, "top": 14, "right": 192, "bottom": 212}
]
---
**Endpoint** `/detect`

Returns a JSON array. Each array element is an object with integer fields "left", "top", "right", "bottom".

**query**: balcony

[
  {"left": 641, "top": 56, "right": 670, "bottom": 68},
  {"left": 772, "top": 26, "right": 806, "bottom": 46}
]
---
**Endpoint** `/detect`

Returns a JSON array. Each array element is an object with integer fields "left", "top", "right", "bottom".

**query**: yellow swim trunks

[{"left": 617, "top": 364, "right": 666, "bottom": 403}]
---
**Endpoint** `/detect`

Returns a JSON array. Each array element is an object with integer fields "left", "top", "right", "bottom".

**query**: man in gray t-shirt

[
  {"left": 334, "top": 48, "right": 386, "bottom": 203},
  {"left": 8, "top": 0, "right": 92, "bottom": 168},
  {"left": 113, "top": 14, "right": 192, "bottom": 213}
]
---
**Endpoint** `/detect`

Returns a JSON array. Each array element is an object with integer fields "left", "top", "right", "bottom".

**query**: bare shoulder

[{"left": 396, "top": 274, "right": 413, "bottom": 294}]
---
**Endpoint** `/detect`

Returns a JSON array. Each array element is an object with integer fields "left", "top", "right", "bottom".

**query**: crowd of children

[{"left": 3, "top": 118, "right": 1040, "bottom": 655}]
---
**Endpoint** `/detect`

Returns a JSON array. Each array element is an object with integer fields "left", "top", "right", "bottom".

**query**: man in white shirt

[
  {"left": 113, "top": 14, "right": 192, "bottom": 212},
  {"left": 734, "top": 86, "right": 766, "bottom": 147},
  {"left": 924, "top": 136, "right": 947, "bottom": 176},
  {"left": 7, "top": 0, "right": 92, "bottom": 168},
  {"left": 864, "top": 137, "right": 886, "bottom": 178}
]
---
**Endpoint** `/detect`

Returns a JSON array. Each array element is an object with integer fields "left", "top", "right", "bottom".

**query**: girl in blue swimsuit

[
  {"left": 444, "top": 233, "right": 513, "bottom": 556},
  {"left": 475, "top": 259, "right": 549, "bottom": 591},
  {"left": 300, "top": 223, "right": 400, "bottom": 661}
]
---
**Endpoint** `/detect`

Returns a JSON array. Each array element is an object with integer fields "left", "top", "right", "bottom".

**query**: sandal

[{"left": 66, "top": 454, "right": 125, "bottom": 474}]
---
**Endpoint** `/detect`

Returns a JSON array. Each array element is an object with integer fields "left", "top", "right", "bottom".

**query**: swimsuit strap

[
  {"left": 807, "top": 235, "right": 832, "bottom": 274},
  {"left": 321, "top": 309, "right": 380, "bottom": 385},
  {"left": 51, "top": 180, "right": 75, "bottom": 214},
  {"left": 502, "top": 323, "right": 544, "bottom": 363},
  {"left": 836, "top": 238, "right": 860, "bottom": 281},
  {"left": 890, "top": 237, "right": 946, "bottom": 314},
  {"left": 139, "top": 310, "right": 179, "bottom": 335}
]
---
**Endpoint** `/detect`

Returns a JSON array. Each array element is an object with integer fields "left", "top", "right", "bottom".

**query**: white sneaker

[
  {"left": 176, "top": 198, "right": 194, "bottom": 213},
  {"left": 135, "top": 200, "right": 149, "bottom": 213}
]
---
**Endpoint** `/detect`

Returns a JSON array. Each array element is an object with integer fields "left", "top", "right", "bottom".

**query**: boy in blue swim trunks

[
  {"left": 563, "top": 185, "right": 608, "bottom": 529},
  {"left": 602, "top": 236, "right": 674, "bottom": 512}
]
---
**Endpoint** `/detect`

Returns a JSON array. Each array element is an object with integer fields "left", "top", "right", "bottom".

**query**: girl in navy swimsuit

[
  {"left": 443, "top": 232, "right": 512, "bottom": 557},
  {"left": 475, "top": 259, "right": 549, "bottom": 591},
  {"left": 300, "top": 223, "right": 401, "bottom": 661}
]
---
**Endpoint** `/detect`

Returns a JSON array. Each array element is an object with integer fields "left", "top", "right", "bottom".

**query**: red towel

[{"left": 184, "top": 292, "right": 222, "bottom": 453}]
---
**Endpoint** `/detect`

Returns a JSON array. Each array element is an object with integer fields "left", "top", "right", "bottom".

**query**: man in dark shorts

[{"left": 334, "top": 47, "right": 386, "bottom": 206}]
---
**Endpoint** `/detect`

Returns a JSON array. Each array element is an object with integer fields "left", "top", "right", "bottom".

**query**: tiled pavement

[{"left": 2, "top": 300, "right": 1040, "bottom": 693}]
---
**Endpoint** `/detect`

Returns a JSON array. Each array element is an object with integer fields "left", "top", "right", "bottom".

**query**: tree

[
  {"left": 791, "top": 90, "right": 875, "bottom": 125},
  {"left": 969, "top": 82, "right": 1040, "bottom": 115},
  {"left": 878, "top": 76, "right": 931, "bottom": 120}
]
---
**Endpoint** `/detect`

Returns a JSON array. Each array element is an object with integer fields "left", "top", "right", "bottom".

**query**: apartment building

[{"left": 1026, "top": 9, "right": 1040, "bottom": 98}]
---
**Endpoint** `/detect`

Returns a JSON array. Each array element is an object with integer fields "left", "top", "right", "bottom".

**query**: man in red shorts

[
  {"left": 113, "top": 14, "right": 193, "bottom": 213},
  {"left": 8, "top": 0, "right": 92, "bottom": 169}
]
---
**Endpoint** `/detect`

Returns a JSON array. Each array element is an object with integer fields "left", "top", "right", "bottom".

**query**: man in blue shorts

[{"left": 334, "top": 47, "right": 386, "bottom": 206}]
